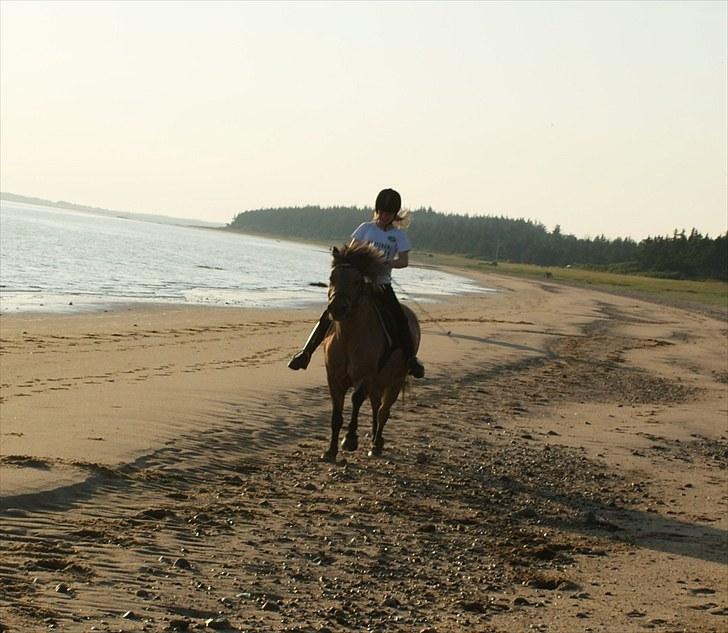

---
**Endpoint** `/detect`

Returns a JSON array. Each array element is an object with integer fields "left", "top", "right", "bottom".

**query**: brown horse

[{"left": 321, "top": 243, "right": 420, "bottom": 462}]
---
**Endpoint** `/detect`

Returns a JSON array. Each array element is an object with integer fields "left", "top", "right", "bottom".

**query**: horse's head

[
  {"left": 327, "top": 262, "right": 364, "bottom": 321},
  {"left": 327, "top": 244, "right": 387, "bottom": 321}
]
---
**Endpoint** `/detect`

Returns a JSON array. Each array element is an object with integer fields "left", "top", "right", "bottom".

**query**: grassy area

[{"left": 414, "top": 252, "right": 728, "bottom": 311}]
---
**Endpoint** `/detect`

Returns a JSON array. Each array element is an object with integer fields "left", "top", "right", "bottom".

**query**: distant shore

[{"left": 0, "top": 191, "right": 224, "bottom": 228}]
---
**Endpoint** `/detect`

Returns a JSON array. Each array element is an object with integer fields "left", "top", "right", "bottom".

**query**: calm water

[{"left": 0, "top": 201, "right": 491, "bottom": 314}]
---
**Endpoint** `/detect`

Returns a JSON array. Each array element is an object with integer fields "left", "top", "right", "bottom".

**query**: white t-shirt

[{"left": 351, "top": 221, "right": 411, "bottom": 284}]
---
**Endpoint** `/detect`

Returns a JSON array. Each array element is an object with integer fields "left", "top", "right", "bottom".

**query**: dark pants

[{"left": 378, "top": 284, "right": 416, "bottom": 360}]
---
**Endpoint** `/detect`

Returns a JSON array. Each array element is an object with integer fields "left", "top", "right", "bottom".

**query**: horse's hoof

[
  {"left": 368, "top": 447, "right": 382, "bottom": 458},
  {"left": 320, "top": 451, "right": 337, "bottom": 463},
  {"left": 341, "top": 435, "right": 358, "bottom": 452}
]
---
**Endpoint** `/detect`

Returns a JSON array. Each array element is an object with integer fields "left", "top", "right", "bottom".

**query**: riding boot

[
  {"left": 288, "top": 311, "right": 331, "bottom": 370},
  {"left": 402, "top": 332, "right": 425, "bottom": 379}
]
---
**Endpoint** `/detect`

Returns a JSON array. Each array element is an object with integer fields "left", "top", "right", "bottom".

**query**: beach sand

[{"left": 0, "top": 271, "right": 726, "bottom": 632}]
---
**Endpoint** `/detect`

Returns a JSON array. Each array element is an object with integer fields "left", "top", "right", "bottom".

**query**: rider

[{"left": 287, "top": 188, "right": 425, "bottom": 378}]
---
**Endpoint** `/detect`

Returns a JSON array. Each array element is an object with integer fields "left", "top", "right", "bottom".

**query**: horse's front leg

[
  {"left": 323, "top": 404, "right": 344, "bottom": 463},
  {"left": 367, "top": 390, "right": 382, "bottom": 456},
  {"left": 342, "top": 383, "right": 367, "bottom": 452},
  {"left": 321, "top": 368, "right": 351, "bottom": 463},
  {"left": 323, "top": 379, "right": 348, "bottom": 463}
]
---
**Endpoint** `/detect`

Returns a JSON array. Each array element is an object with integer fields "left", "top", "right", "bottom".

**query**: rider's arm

[{"left": 391, "top": 250, "right": 409, "bottom": 269}]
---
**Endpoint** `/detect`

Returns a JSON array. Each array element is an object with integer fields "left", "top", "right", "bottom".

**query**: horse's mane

[{"left": 332, "top": 242, "right": 388, "bottom": 280}]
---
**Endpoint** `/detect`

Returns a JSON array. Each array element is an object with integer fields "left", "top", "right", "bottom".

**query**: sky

[{"left": 1, "top": 1, "right": 726, "bottom": 240}]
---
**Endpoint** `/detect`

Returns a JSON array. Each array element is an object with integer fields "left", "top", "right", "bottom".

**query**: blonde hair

[
  {"left": 371, "top": 207, "right": 411, "bottom": 229},
  {"left": 393, "top": 208, "right": 411, "bottom": 229}
]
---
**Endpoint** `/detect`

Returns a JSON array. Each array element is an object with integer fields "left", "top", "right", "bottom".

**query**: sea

[{"left": 0, "top": 200, "right": 492, "bottom": 315}]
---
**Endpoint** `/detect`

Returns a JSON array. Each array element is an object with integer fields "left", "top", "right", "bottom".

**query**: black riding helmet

[{"left": 375, "top": 188, "right": 401, "bottom": 216}]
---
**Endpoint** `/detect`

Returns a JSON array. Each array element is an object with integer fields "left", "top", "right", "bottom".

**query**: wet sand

[{"left": 0, "top": 271, "right": 726, "bottom": 632}]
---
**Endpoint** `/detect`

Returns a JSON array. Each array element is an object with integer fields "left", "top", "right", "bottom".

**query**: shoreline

[
  {"left": 0, "top": 271, "right": 491, "bottom": 320},
  {"left": 0, "top": 296, "right": 330, "bottom": 319}
]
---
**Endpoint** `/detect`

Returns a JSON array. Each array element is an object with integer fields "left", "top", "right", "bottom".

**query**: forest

[{"left": 229, "top": 206, "right": 727, "bottom": 281}]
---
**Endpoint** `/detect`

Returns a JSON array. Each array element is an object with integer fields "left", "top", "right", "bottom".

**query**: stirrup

[
  {"left": 288, "top": 350, "right": 311, "bottom": 370},
  {"left": 408, "top": 357, "right": 425, "bottom": 379}
]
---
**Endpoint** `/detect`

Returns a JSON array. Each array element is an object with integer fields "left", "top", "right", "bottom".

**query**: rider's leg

[
  {"left": 288, "top": 310, "right": 331, "bottom": 370},
  {"left": 381, "top": 285, "right": 424, "bottom": 379}
]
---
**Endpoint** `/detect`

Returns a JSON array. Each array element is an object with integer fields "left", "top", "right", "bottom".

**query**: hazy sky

[{"left": 1, "top": 1, "right": 726, "bottom": 239}]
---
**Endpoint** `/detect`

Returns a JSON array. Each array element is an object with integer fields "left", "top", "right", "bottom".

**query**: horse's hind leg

[
  {"left": 370, "top": 388, "right": 398, "bottom": 458},
  {"left": 368, "top": 391, "right": 381, "bottom": 442},
  {"left": 342, "top": 383, "right": 367, "bottom": 452}
]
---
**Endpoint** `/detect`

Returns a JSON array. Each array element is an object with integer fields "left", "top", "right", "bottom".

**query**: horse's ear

[{"left": 332, "top": 246, "right": 339, "bottom": 256}]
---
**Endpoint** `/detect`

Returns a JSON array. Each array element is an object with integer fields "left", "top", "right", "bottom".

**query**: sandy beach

[{"left": 0, "top": 270, "right": 726, "bottom": 633}]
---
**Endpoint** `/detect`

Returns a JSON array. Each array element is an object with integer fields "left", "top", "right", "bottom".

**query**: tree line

[{"left": 227, "top": 206, "right": 727, "bottom": 281}]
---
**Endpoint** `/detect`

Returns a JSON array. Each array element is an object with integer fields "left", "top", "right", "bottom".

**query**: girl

[{"left": 288, "top": 188, "right": 425, "bottom": 378}]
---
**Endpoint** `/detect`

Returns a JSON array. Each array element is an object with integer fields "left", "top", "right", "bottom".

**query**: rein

[{"left": 391, "top": 277, "right": 459, "bottom": 344}]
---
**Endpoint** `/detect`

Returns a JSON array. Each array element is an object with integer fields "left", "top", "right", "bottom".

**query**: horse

[{"left": 321, "top": 242, "right": 421, "bottom": 462}]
